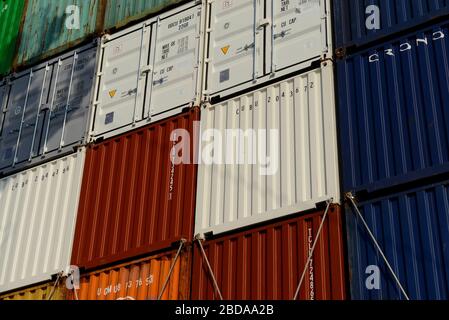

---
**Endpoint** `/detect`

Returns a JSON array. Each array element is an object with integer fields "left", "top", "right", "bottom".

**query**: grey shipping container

[
  {"left": 90, "top": 1, "right": 205, "bottom": 142},
  {"left": 346, "top": 180, "right": 449, "bottom": 300},
  {"left": 0, "top": 42, "right": 99, "bottom": 177},
  {"left": 203, "top": 0, "right": 332, "bottom": 100}
]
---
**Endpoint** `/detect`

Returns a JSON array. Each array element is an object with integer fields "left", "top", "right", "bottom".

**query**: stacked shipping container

[
  {"left": 68, "top": 1, "right": 205, "bottom": 300},
  {"left": 192, "top": 206, "right": 346, "bottom": 300},
  {"left": 71, "top": 109, "right": 199, "bottom": 270},
  {"left": 346, "top": 182, "right": 449, "bottom": 300},
  {"left": 0, "top": 0, "right": 350, "bottom": 299},
  {"left": 0, "top": 0, "right": 25, "bottom": 77},
  {"left": 190, "top": 0, "right": 347, "bottom": 300},
  {"left": 0, "top": 281, "right": 69, "bottom": 300},
  {"left": 196, "top": 63, "right": 340, "bottom": 236},
  {"left": 0, "top": 150, "right": 85, "bottom": 293},
  {"left": 69, "top": 248, "right": 191, "bottom": 300},
  {"left": 334, "top": 0, "right": 449, "bottom": 300},
  {"left": 0, "top": 42, "right": 98, "bottom": 177},
  {"left": 203, "top": 0, "right": 333, "bottom": 100},
  {"left": 90, "top": 2, "right": 205, "bottom": 141},
  {"left": 11, "top": 0, "right": 192, "bottom": 72},
  {"left": 0, "top": 0, "right": 204, "bottom": 298},
  {"left": 4, "top": 0, "right": 449, "bottom": 301}
]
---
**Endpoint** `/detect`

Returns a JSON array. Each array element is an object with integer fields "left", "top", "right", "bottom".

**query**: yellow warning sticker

[
  {"left": 109, "top": 90, "right": 117, "bottom": 98},
  {"left": 221, "top": 45, "right": 230, "bottom": 55}
]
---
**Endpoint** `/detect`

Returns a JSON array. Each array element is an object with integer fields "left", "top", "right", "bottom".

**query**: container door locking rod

[
  {"left": 59, "top": 52, "right": 78, "bottom": 149},
  {"left": 13, "top": 70, "right": 33, "bottom": 167},
  {"left": 195, "top": 234, "right": 224, "bottom": 300},
  {"left": 43, "top": 59, "right": 62, "bottom": 154},
  {"left": 157, "top": 239, "right": 186, "bottom": 300},
  {"left": 346, "top": 192, "right": 410, "bottom": 300},
  {"left": 29, "top": 64, "right": 50, "bottom": 161},
  {"left": 292, "top": 198, "right": 332, "bottom": 300}
]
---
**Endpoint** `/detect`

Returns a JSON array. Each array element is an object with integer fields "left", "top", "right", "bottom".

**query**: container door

[
  {"left": 0, "top": 84, "right": 9, "bottom": 170},
  {"left": 0, "top": 84, "right": 7, "bottom": 135},
  {"left": 14, "top": 67, "right": 51, "bottom": 165},
  {"left": 269, "top": 0, "right": 324, "bottom": 72},
  {"left": 0, "top": 81, "right": 23, "bottom": 171},
  {"left": 206, "top": 0, "right": 264, "bottom": 95},
  {"left": 93, "top": 27, "right": 150, "bottom": 137},
  {"left": 0, "top": 69, "right": 50, "bottom": 170},
  {"left": 42, "top": 47, "right": 97, "bottom": 154},
  {"left": 148, "top": 5, "right": 202, "bottom": 117}
]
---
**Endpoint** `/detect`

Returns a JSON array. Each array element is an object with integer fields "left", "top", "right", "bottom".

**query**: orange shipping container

[{"left": 69, "top": 244, "right": 191, "bottom": 300}]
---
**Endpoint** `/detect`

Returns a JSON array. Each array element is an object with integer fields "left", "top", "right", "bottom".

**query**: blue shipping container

[
  {"left": 333, "top": 0, "right": 449, "bottom": 49},
  {"left": 338, "top": 19, "right": 449, "bottom": 194},
  {"left": 346, "top": 181, "right": 449, "bottom": 300}
]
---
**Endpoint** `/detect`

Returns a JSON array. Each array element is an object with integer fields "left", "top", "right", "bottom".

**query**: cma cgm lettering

[{"left": 369, "top": 31, "right": 445, "bottom": 62}]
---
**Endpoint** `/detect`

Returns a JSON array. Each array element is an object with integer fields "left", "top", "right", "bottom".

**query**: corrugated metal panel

[
  {"left": 71, "top": 109, "right": 199, "bottom": 270},
  {"left": 69, "top": 248, "right": 191, "bottom": 300},
  {"left": 337, "top": 20, "right": 449, "bottom": 194},
  {"left": 334, "top": 0, "right": 449, "bottom": 50},
  {"left": 0, "top": 281, "right": 68, "bottom": 300},
  {"left": 91, "top": 1, "right": 204, "bottom": 141},
  {"left": 0, "top": 0, "right": 25, "bottom": 76},
  {"left": 192, "top": 205, "right": 347, "bottom": 300},
  {"left": 196, "top": 62, "right": 340, "bottom": 236},
  {"left": 346, "top": 181, "right": 449, "bottom": 300},
  {"left": 0, "top": 43, "right": 98, "bottom": 177},
  {"left": 103, "top": 0, "right": 186, "bottom": 30},
  {"left": 16, "top": 0, "right": 103, "bottom": 68},
  {"left": 204, "top": 0, "right": 332, "bottom": 100},
  {"left": 0, "top": 149, "right": 86, "bottom": 293}
]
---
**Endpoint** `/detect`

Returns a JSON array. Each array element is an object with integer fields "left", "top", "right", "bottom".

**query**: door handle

[{"left": 257, "top": 18, "right": 271, "bottom": 30}]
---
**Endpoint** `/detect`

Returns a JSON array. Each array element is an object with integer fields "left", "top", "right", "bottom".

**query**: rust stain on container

[
  {"left": 0, "top": 281, "right": 69, "bottom": 300},
  {"left": 192, "top": 205, "right": 347, "bottom": 300},
  {"left": 71, "top": 109, "right": 199, "bottom": 270},
  {"left": 69, "top": 247, "right": 191, "bottom": 300}
]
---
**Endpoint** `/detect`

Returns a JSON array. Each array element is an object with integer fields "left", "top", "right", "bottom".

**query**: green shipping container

[
  {"left": 16, "top": 0, "right": 104, "bottom": 68},
  {"left": 0, "top": 0, "right": 26, "bottom": 76},
  {"left": 103, "top": 0, "right": 186, "bottom": 30}
]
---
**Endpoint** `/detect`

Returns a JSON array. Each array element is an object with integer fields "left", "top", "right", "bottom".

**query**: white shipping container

[
  {"left": 195, "top": 62, "right": 340, "bottom": 236},
  {"left": 0, "top": 150, "right": 85, "bottom": 293},
  {"left": 91, "top": 1, "right": 206, "bottom": 141},
  {"left": 203, "top": 0, "right": 332, "bottom": 100}
]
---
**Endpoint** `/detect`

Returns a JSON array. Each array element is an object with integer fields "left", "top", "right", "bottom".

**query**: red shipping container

[
  {"left": 192, "top": 205, "right": 347, "bottom": 300},
  {"left": 71, "top": 109, "right": 199, "bottom": 270}
]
